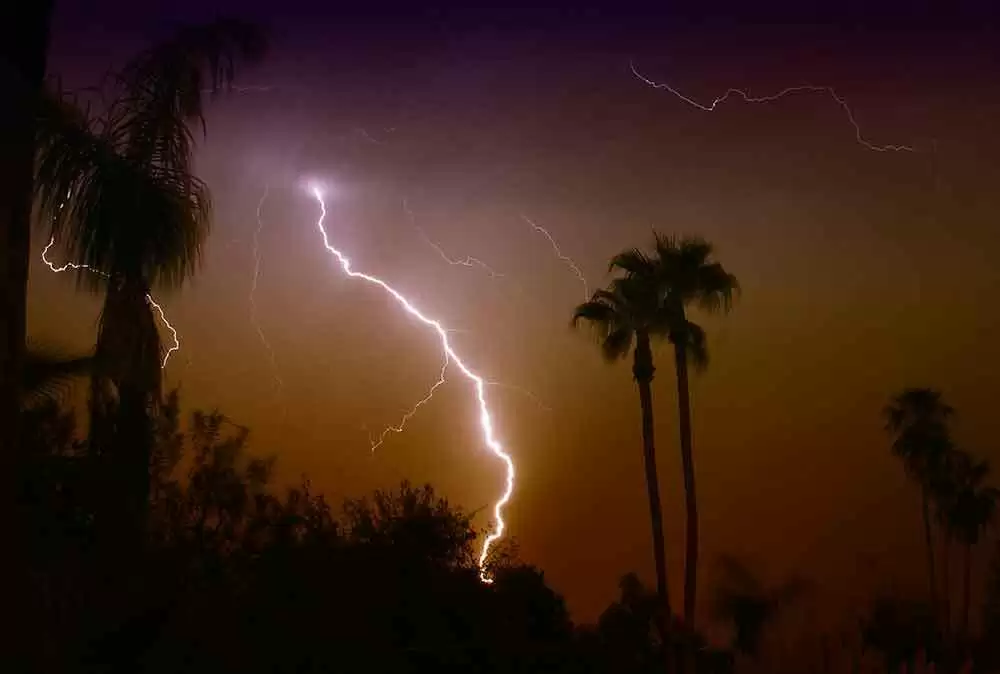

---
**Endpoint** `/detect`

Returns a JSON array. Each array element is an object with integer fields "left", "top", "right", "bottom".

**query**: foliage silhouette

[
  {"left": 936, "top": 451, "right": 997, "bottom": 643},
  {"left": 709, "top": 555, "right": 811, "bottom": 658},
  {"left": 20, "top": 343, "right": 93, "bottom": 410},
  {"left": 884, "top": 388, "right": 955, "bottom": 628},
  {"left": 21, "top": 394, "right": 594, "bottom": 673}
]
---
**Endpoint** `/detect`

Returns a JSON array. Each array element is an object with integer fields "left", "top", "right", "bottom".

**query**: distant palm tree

[
  {"left": 710, "top": 555, "right": 811, "bottom": 659},
  {"left": 33, "top": 19, "right": 266, "bottom": 544},
  {"left": 884, "top": 388, "right": 954, "bottom": 626},
  {"left": 610, "top": 234, "right": 738, "bottom": 630},
  {"left": 573, "top": 274, "right": 677, "bottom": 665},
  {"left": 939, "top": 452, "right": 997, "bottom": 642}
]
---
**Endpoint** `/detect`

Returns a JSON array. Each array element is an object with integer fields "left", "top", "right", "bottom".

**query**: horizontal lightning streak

[
  {"left": 630, "top": 61, "right": 915, "bottom": 153},
  {"left": 522, "top": 215, "right": 589, "bottom": 299},
  {"left": 41, "top": 238, "right": 180, "bottom": 368},
  {"left": 309, "top": 187, "right": 514, "bottom": 579}
]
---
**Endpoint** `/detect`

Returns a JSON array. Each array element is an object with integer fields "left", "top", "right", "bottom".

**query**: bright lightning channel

[
  {"left": 249, "top": 185, "right": 285, "bottom": 398},
  {"left": 308, "top": 186, "right": 514, "bottom": 579},
  {"left": 521, "top": 215, "right": 590, "bottom": 299},
  {"left": 630, "top": 61, "right": 915, "bottom": 153},
  {"left": 404, "top": 199, "right": 503, "bottom": 278},
  {"left": 41, "top": 238, "right": 180, "bottom": 368}
]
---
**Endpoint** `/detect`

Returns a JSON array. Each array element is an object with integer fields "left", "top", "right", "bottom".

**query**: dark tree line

[{"left": 17, "top": 392, "right": 733, "bottom": 674}]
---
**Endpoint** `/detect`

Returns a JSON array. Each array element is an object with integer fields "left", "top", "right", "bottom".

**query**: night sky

[{"left": 33, "top": 1, "right": 1000, "bottom": 622}]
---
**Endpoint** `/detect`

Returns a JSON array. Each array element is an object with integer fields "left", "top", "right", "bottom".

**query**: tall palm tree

[
  {"left": 573, "top": 274, "right": 679, "bottom": 668},
  {"left": 33, "top": 18, "right": 266, "bottom": 546},
  {"left": 940, "top": 452, "right": 997, "bottom": 642},
  {"left": 884, "top": 388, "right": 954, "bottom": 627},
  {"left": 611, "top": 234, "right": 738, "bottom": 630}
]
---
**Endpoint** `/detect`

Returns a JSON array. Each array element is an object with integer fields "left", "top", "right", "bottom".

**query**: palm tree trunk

[
  {"left": 95, "top": 279, "right": 161, "bottom": 556},
  {"left": 673, "top": 340, "right": 698, "bottom": 631},
  {"left": 633, "top": 331, "right": 673, "bottom": 673},
  {"left": 960, "top": 541, "right": 972, "bottom": 644},
  {"left": 942, "top": 531, "right": 952, "bottom": 640},
  {"left": 921, "top": 488, "right": 939, "bottom": 628},
  {"left": 0, "top": 3, "right": 54, "bottom": 667}
]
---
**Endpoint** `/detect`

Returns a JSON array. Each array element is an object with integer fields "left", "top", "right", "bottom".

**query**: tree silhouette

[
  {"left": 884, "top": 388, "right": 954, "bottom": 627},
  {"left": 609, "top": 233, "right": 738, "bottom": 632},
  {"left": 709, "top": 555, "right": 811, "bottom": 659},
  {"left": 33, "top": 19, "right": 266, "bottom": 548},
  {"left": 938, "top": 451, "right": 997, "bottom": 644},
  {"left": 588, "top": 572, "right": 732, "bottom": 674},
  {"left": 573, "top": 274, "right": 677, "bottom": 665},
  {"left": 861, "top": 595, "right": 940, "bottom": 673}
]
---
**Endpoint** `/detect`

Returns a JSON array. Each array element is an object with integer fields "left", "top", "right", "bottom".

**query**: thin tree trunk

[
  {"left": 673, "top": 340, "right": 698, "bottom": 632},
  {"left": 633, "top": 331, "right": 673, "bottom": 674},
  {"left": 921, "top": 488, "right": 939, "bottom": 629},
  {"left": 942, "top": 531, "right": 952, "bottom": 641},
  {"left": 0, "top": 4, "right": 53, "bottom": 668},
  {"left": 961, "top": 542, "right": 971, "bottom": 644}
]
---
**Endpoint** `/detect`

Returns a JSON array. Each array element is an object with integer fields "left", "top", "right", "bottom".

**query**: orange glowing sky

[{"left": 31, "top": 2, "right": 1000, "bottom": 622}]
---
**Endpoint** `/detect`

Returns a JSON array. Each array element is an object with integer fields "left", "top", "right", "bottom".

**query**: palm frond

[
  {"left": 647, "top": 232, "right": 738, "bottom": 316},
  {"left": 36, "top": 20, "right": 264, "bottom": 292},
  {"left": 682, "top": 320, "right": 710, "bottom": 371},
  {"left": 21, "top": 343, "right": 94, "bottom": 409},
  {"left": 609, "top": 247, "right": 655, "bottom": 276},
  {"left": 571, "top": 295, "right": 618, "bottom": 330},
  {"left": 696, "top": 263, "right": 740, "bottom": 314},
  {"left": 117, "top": 18, "right": 267, "bottom": 171},
  {"left": 601, "top": 327, "right": 634, "bottom": 362},
  {"left": 35, "top": 88, "right": 213, "bottom": 290}
]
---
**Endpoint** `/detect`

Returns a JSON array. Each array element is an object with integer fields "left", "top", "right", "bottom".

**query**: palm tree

[
  {"left": 710, "top": 555, "right": 811, "bottom": 659},
  {"left": 573, "top": 274, "right": 678, "bottom": 667},
  {"left": 884, "top": 388, "right": 954, "bottom": 627},
  {"left": 611, "top": 234, "right": 738, "bottom": 630},
  {"left": 33, "top": 19, "right": 266, "bottom": 546},
  {"left": 939, "top": 452, "right": 997, "bottom": 643}
]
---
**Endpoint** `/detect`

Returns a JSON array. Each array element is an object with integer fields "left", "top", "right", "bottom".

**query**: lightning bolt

[
  {"left": 249, "top": 185, "right": 285, "bottom": 398},
  {"left": 630, "top": 61, "right": 915, "bottom": 153},
  {"left": 369, "top": 354, "right": 450, "bottom": 453},
  {"left": 41, "top": 238, "right": 180, "bottom": 368},
  {"left": 521, "top": 215, "right": 590, "bottom": 299},
  {"left": 405, "top": 199, "right": 504, "bottom": 278},
  {"left": 308, "top": 186, "right": 514, "bottom": 578}
]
